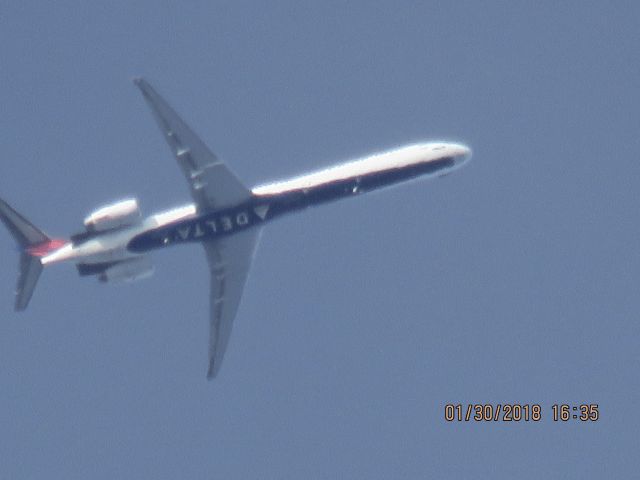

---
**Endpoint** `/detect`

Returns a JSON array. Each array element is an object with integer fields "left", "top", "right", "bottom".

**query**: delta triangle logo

[{"left": 253, "top": 205, "right": 269, "bottom": 220}]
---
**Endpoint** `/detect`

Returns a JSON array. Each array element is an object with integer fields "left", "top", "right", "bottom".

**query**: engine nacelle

[
  {"left": 98, "top": 256, "right": 154, "bottom": 283},
  {"left": 84, "top": 199, "right": 141, "bottom": 232}
]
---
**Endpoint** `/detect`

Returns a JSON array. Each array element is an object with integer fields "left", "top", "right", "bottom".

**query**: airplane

[{"left": 0, "top": 78, "right": 471, "bottom": 379}]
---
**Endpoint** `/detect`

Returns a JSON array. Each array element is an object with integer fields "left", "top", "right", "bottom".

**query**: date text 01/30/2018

[{"left": 444, "top": 404, "right": 599, "bottom": 422}]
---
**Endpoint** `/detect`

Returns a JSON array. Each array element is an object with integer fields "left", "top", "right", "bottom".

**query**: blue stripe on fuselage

[
  {"left": 128, "top": 156, "right": 455, "bottom": 253},
  {"left": 128, "top": 203, "right": 262, "bottom": 253}
]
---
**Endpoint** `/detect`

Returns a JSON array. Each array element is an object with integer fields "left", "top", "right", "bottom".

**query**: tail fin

[{"left": 0, "top": 198, "right": 49, "bottom": 311}]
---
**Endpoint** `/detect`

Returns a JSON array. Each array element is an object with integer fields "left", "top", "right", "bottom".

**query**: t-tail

[{"left": 0, "top": 198, "right": 65, "bottom": 311}]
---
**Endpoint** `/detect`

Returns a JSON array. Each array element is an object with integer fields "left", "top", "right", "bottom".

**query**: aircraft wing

[
  {"left": 202, "top": 227, "right": 262, "bottom": 379},
  {"left": 134, "top": 78, "right": 251, "bottom": 212}
]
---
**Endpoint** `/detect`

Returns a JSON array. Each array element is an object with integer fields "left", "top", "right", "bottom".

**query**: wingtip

[
  {"left": 132, "top": 77, "right": 155, "bottom": 99},
  {"left": 206, "top": 363, "right": 218, "bottom": 380},
  {"left": 132, "top": 77, "right": 149, "bottom": 91}
]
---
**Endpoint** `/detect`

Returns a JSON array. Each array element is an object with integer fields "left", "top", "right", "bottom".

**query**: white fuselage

[
  {"left": 252, "top": 142, "right": 469, "bottom": 195},
  {"left": 40, "top": 204, "right": 197, "bottom": 266},
  {"left": 41, "top": 142, "right": 470, "bottom": 269}
]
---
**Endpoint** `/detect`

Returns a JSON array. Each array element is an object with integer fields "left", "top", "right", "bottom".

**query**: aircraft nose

[{"left": 449, "top": 143, "right": 472, "bottom": 166}]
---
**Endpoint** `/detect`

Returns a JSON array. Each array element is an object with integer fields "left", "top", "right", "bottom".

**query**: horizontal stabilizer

[
  {"left": 0, "top": 197, "right": 51, "bottom": 311},
  {"left": 0, "top": 197, "right": 48, "bottom": 248},
  {"left": 15, "top": 253, "right": 43, "bottom": 311}
]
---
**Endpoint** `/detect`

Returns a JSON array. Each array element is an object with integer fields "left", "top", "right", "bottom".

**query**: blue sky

[{"left": 1, "top": 2, "right": 638, "bottom": 478}]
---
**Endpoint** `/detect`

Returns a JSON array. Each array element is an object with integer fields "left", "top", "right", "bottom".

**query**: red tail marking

[{"left": 26, "top": 239, "right": 67, "bottom": 257}]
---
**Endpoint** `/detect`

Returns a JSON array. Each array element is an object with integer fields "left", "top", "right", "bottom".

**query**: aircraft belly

[
  {"left": 254, "top": 156, "right": 457, "bottom": 216},
  {"left": 73, "top": 247, "right": 136, "bottom": 265}
]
